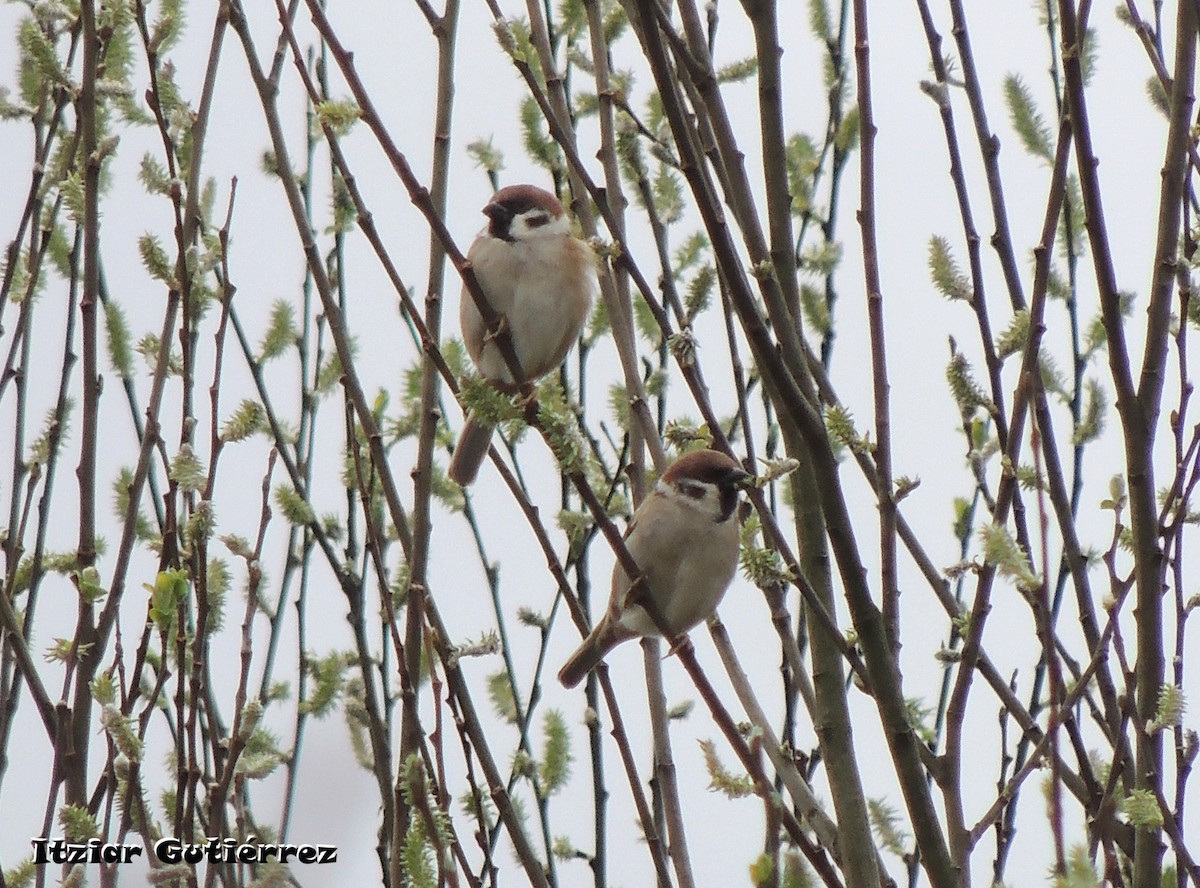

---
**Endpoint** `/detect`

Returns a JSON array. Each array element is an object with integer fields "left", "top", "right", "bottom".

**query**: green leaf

[
  {"left": 750, "top": 853, "right": 774, "bottom": 887},
  {"left": 98, "top": 0, "right": 136, "bottom": 84},
  {"left": 537, "top": 710, "right": 572, "bottom": 797},
  {"left": 146, "top": 568, "right": 190, "bottom": 632},
  {"left": 45, "top": 222, "right": 73, "bottom": 276},
  {"left": 952, "top": 496, "right": 974, "bottom": 544},
  {"left": 136, "top": 333, "right": 183, "bottom": 376},
  {"left": 1004, "top": 74, "right": 1053, "bottom": 162},
  {"left": 99, "top": 701, "right": 143, "bottom": 761},
  {"left": 632, "top": 288, "right": 660, "bottom": 340},
  {"left": 397, "top": 754, "right": 453, "bottom": 886},
  {"left": 798, "top": 283, "right": 831, "bottom": 337},
  {"left": 274, "top": 484, "right": 315, "bottom": 526},
  {"left": 204, "top": 558, "right": 230, "bottom": 633},
  {"left": 1149, "top": 683, "right": 1186, "bottom": 730},
  {"left": 300, "top": 651, "right": 349, "bottom": 717},
  {"left": 104, "top": 300, "right": 134, "bottom": 378},
  {"left": 112, "top": 467, "right": 154, "bottom": 540},
  {"left": 809, "top": 0, "right": 833, "bottom": 42},
  {"left": 946, "top": 344, "right": 995, "bottom": 417},
  {"left": 138, "top": 233, "right": 177, "bottom": 287},
  {"left": 996, "top": 309, "right": 1030, "bottom": 360},
  {"left": 739, "top": 518, "right": 794, "bottom": 588},
  {"left": 27, "top": 399, "right": 73, "bottom": 466},
  {"left": 457, "top": 374, "right": 524, "bottom": 435},
  {"left": 139, "top": 153, "right": 172, "bottom": 196},
  {"left": 904, "top": 697, "right": 936, "bottom": 743},
  {"left": 559, "top": 0, "right": 587, "bottom": 38},
  {"left": 663, "top": 417, "right": 708, "bottom": 452},
  {"left": 466, "top": 137, "right": 505, "bottom": 175},
  {"left": 799, "top": 241, "right": 842, "bottom": 277},
  {"left": 979, "top": 523, "right": 1039, "bottom": 592},
  {"left": 18, "top": 18, "right": 71, "bottom": 92},
  {"left": 684, "top": 264, "right": 715, "bottom": 320},
  {"left": 716, "top": 57, "right": 758, "bottom": 83},
  {"left": 57, "top": 805, "right": 99, "bottom": 842},
  {"left": 91, "top": 674, "right": 116, "bottom": 705},
  {"left": 169, "top": 444, "right": 206, "bottom": 493},
  {"left": 75, "top": 566, "right": 106, "bottom": 603},
  {"left": 673, "top": 231, "right": 708, "bottom": 276},
  {"left": 536, "top": 377, "right": 585, "bottom": 475},
  {"left": 785, "top": 134, "right": 818, "bottom": 215},
  {"left": 928, "top": 235, "right": 971, "bottom": 301},
  {"left": 868, "top": 798, "right": 910, "bottom": 858},
  {"left": 824, "top": 402, "right": 872, "bottom": 454},
  {"left": 834, "top": 105, "right": 860, "bottom": 153},
  {"left": 0, "top": 85, "right": 27, "bottom": 121},
  {"left": 1079, "top": 27, "right": 1099, "bottom": 87},
  {"left": 183, "top": 500, "right": 215, "bottom": 545},
  {"left": 781, "top": 850, "right": 814, "bottom": 888},
  {"left": 60, "top": 172, "right": 86, "bottom": 225},
  {"left": 493, "top": 17, "right": 536, "bottom": 70},
  {"left": 1058, "top": 173, "right": 1087, "bottom": 256},
  {"left": 150, "top": 0, "right": 186, "bottom": 54},
  {"left": 1039, "top": 352, "right": 1069, "bottom": 400},
  {"left": 258, "top": 300, "right": 297, "bottom": 362},
  {"left": 487, "top": 670, "right": 518, "bottom": 723},
  {"left": 236, "top": 727, "right": 284, "bottom": 779},
  {"left": 1054, "top": 844, "right": 1101, "bottom": 888},
  {"left": 328, "top": 170, "right": 356, "bottom": 234},
  {"left": 652, "top": 162, "right": 683, "bottom": 224},
  {"left": 520, "top": 95, "right": 561, "bottom": 173},
  {"left": 1072, "top": 378, "right": 1106, "bottom": 446},
  {"left": 1119, "top": 789, "right": 1163, "bottom": 830},
  {"left": 219, "top": 400, "right": 266, "bottom": 443},
  {"left": 429, "top": 463, "right": 466, "bottom": 513},
  {"left": 698, "top": 738, "right": 754, "bottom": 797},
  {"left": 1146, "top": 75, "right": 1169, "bottom": 117},
  {"left": 603, "top": 3, "right": 628, "bottom": 42},
  {"left": 315, "top": 345, "right": 350, "bottom": 395},
  {"left": 314, "top": 99, "right": 360, "bottom": 136}
]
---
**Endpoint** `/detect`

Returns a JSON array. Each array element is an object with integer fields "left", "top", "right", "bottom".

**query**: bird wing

[{"left": 613, "top": 499, "right": 685, "bottom": 614}]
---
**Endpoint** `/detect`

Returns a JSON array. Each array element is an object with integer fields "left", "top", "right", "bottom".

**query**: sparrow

[
  {"left": 558, "top": 449, "right": 753, "bottom": 688},
  {"left": 448, "top": 184, "right": 597, "bottom": 486}
]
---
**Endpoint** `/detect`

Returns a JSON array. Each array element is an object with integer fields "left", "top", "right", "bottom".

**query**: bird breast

[
  {"left": 613, "top": 491, "right": 740, "bottom": 638},
  {"left": 462, "top": 233, "right": 595, "bottom": 389}
]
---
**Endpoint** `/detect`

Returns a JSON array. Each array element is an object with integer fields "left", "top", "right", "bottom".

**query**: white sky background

[{"left": 0, "top": 0, "right": 1195, "bottom": 886}]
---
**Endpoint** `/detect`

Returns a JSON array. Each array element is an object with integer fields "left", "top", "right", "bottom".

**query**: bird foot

[
  {"left": 664, "top": 634, "right": 693, "bottom": 659},
  {"left": 483, "top": 313, "right": 510, "bottom": 344}
]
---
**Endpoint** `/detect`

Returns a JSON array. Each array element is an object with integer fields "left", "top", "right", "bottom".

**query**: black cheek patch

[
  {"left": 489, "top": 218, "right": 515, "bottom": 242},
  {"left": 525, "top": 213, "right": 551, "bottom": 229},
  {"left": 677, "top": 480, "right": 708, "bottom": 500},
  {"left": 717, "top": 487, "right": 738, "bottom": 523}
]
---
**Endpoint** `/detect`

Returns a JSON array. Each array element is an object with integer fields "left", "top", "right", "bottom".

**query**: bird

[
  {"left": 558, "top": 449, "right": 753, "bottom": 688},
  {"left": 448, "top": 184, "right": 597, "bottom": 486}
]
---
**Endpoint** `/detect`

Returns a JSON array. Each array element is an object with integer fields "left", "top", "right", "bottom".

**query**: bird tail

[
  {"left": 448, "top": 416, "right": 494, "bottom": 486},
  {"left": 558, "top": 623, "right": 627, "bottom": 688}
]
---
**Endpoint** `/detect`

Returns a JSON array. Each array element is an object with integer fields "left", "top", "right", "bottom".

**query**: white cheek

[{"left": 514, "top": 214, "right": 569, "bottom": 241}]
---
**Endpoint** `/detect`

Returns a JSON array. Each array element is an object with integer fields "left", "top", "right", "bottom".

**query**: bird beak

[
  {"left": 728, "top": 466, "right": 755, "bottom": 489},
  {"left": 483, "top": 201, "right": 515, "bottom": 242},
  {"left": 483, "top": 201, "right": 511, "bottom": 224}
]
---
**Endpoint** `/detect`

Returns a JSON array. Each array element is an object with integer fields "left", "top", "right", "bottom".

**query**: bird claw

[
  {"left": 483, "top": 314, "right": 510, "bottom": 344},
  {"left": 664, "top": 634, "right": 693, "bottom": 659}
]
